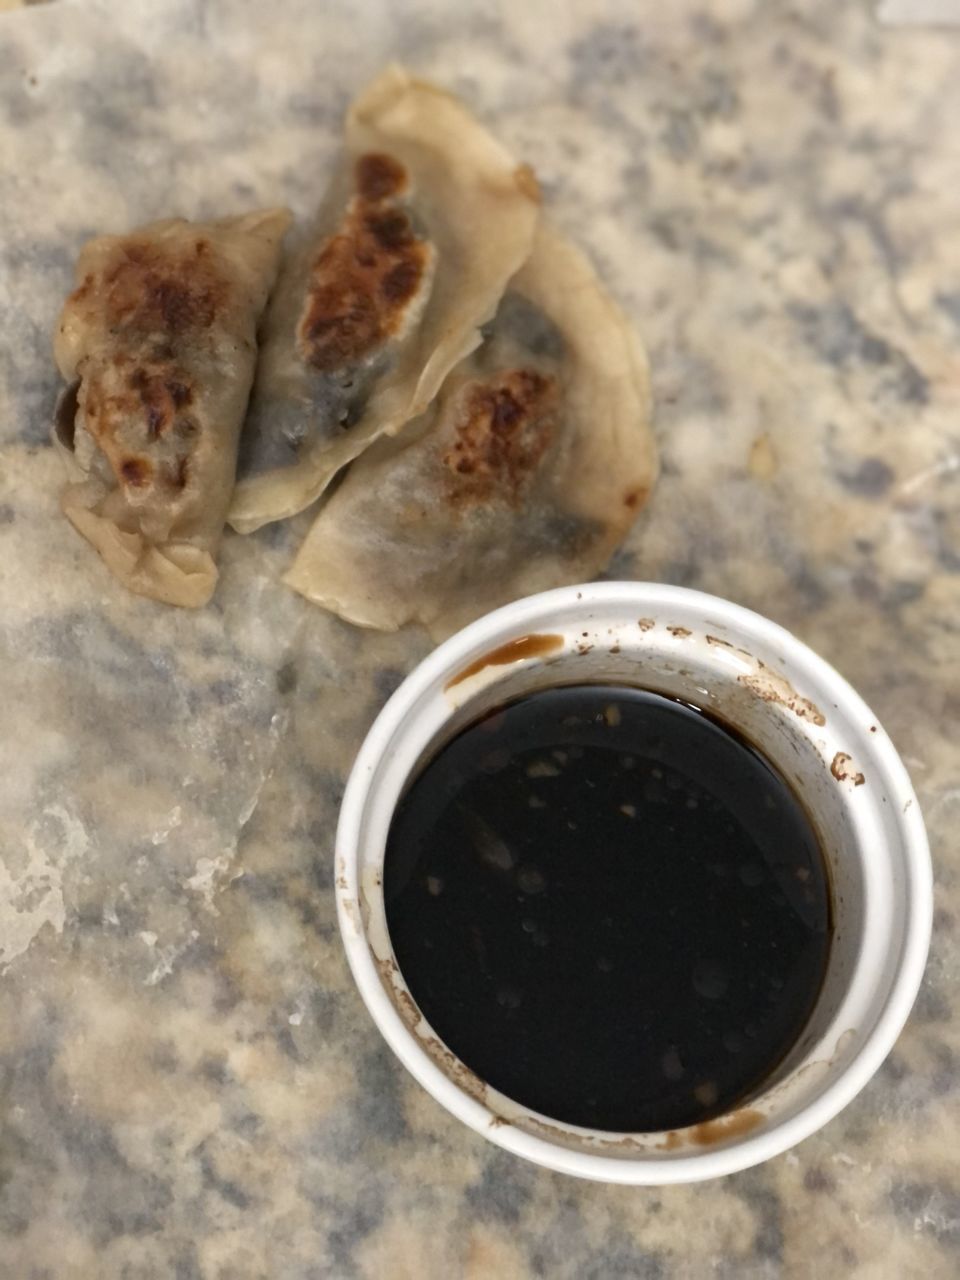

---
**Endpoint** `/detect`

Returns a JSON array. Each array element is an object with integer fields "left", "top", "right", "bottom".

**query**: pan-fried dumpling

[
  {"left": 228, "top": 65, "right": 540, "bottom": 534},
  {"left": 283, "top": 223, "right": 656, "bottom": 639},
  {"left": 53, "top": 208, "right": 290, "bottom": 607}
]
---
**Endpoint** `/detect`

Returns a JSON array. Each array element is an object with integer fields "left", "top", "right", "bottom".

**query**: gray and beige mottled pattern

[{"left": 1, "top": 1, "right": 958, "bottom": 1275}]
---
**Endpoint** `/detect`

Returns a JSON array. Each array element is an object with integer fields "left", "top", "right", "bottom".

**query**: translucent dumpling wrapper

[
  {"left": 228, "top": 64, "right": 541, "bottom": 534},
  {"left": 283, "top": 223, "right": 657, "bottom": 639},
  {"left": 53, "top": 209, "right": 291, "bottom": 606}
]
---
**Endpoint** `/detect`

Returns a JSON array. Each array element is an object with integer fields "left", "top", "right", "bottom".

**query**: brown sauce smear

[
  {"left": 119, "top": 457, "right": 150, "bottom": 488},
  {"left": 690, "top": 1108, "right": 764, "bottom": 1146},
  {"left": 446, "top": 634, "right": 564, "bottom": 690}
]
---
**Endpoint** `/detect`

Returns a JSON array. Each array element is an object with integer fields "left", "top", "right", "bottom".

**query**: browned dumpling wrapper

[
  {"left": 228, "top": 65, "right": 540, "bottom": 534},
  {"left": 283, "top": 224, "right": 656, "bottom": 638},
  {"left": 53, "top": 208, "right": 290, "bottom": 606}
]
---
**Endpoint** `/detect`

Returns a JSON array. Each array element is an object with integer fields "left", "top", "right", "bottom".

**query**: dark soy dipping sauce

[{"left": 384, "top": 685, "right": 832, "bottom": 1133}]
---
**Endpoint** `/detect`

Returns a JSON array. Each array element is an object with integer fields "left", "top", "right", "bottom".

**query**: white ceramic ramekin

[{"left": 335, "top": 583, "right": 932, "bottom": 1184}]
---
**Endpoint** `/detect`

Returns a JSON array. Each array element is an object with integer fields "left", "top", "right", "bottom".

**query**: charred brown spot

[
  {"left": 78, "top": 354, "right": 200, "bottom": 504},
  {"left": 68, "top": 273, "right": 94, "bottom": 306},
  {"left": 175, "top": 416, "right": 199, "bottom": 440},
  {"left": 301, "top": 286, "right": 380, "bottom": 367},
  {"left": 623, "top": 488, "right": 648, "bottom": 510},
  {"left": 146, "top": 403, "right": 165, "bottom": 437},
  {"left": 296, "top": 167, "right": 432, "bottom": 373},
  {"left": 101, "top": 239, "right": 228, "bottom": 336},
  {"left": 355, "top": 153, "right": 408, "bottom": 203},
  {"left": 151, "top": 279, "right": 218, "bottom": 331},
  {"left": 381, "top": 260, "right": 422, "bottom": 304},
  {"left": 127, "top": 368, "right": 195, "bottom": 439},
  {"left": 442, "top": 369, "right": 558, "bottom": 507},
  {"left": 167, "top": 380, "right": 191, "bottom": 408},
  {"left": 120, "top": 457, "right": 150, "bottom": 487},
  {"left": 365, "top": 210, "right": 414, "bottom": 251},
  {"left": 66, "top": 238, "right": 214, "bottom": 499}
]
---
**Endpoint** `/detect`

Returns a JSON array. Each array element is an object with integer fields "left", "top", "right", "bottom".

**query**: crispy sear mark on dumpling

[
  {"left": 97, "top": 235, "right": 228, "bottom": 331},
  {"left": 67, "top": 234, "right": 234, "bottom": 505},
  {"left": 228, "top": 65, "right": 540, "bottom": 534},
  {"left": 297, "top": 153, "right": 435, "bottom": 373},
  {"left": 80, "top": 359, "right": 200, "bottom": 506},
  {"left": 128, "top": 368, "right": 194, "bottom": 439},
  {"left": 53, "top": 209, "right": 290, "bottom": 607},
  {"left": 283, "top": 223, "right": 657, "bottom": 639},
  {"left": 442, "top": 369, "right": 558, "bottom": 507}
]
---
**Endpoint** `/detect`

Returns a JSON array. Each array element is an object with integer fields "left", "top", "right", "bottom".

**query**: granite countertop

[{"left": 1, "top": 1, "right": 958, "bottom": 1276}]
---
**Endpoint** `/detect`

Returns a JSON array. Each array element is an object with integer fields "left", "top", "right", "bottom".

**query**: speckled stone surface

[{"left": 1, "top": 1, "right": 958, "bottom": 1275}]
